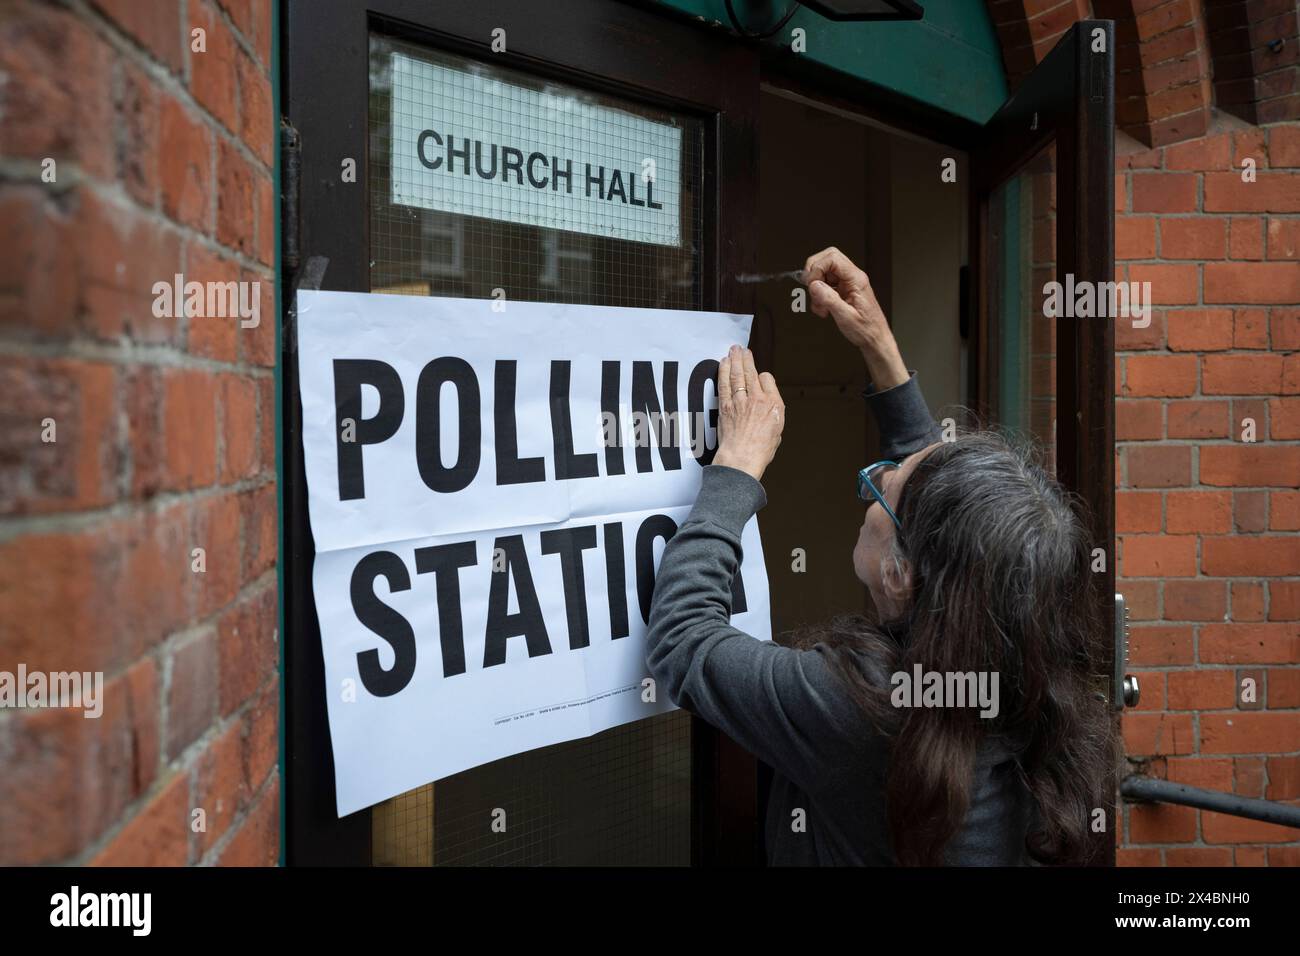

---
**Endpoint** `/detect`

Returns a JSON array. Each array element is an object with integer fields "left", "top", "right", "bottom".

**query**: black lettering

[
  {"left": 730, "top": 565, "right": 748, "bottom": 615},
  {"left": 552, "top": 157, "right": 573, "bottom": 193},
  {"left": 631, "top": 360, "right": 681, "bottom": 473},
  {"left": 417, "top": 129, "right": 443, "bottom": 170},
  {"left": 647, "top": 176, "right": 662, "bottom": 210},
  {"left": 526, "top": 151, "right": 549, "bottom": 189},
  {"left": 501, "top": 147, "right": 524, "bottom": 185},
  {"left": 585, "top": 163, "right": 605, "bottom": 199},
  {"left": 603, "top": 522, "right": 629, "bottom": 639},
  {"left": 540, "top": 526, "right": 598, "bottom": 650},
  {"left": 333, "top": 359, "right": 404, "bottom": 501},
  {"left": 550, "top": 360, "right": 598, "bottom": 480},
  {"left": 415, "top": 357, "right": 481, "bottom": 493},
  {"left": 600, "top": 360, "right": 624, "bottom": 476},
  {"left": 494, "top": 360, "right": 545, "bottom": 485},
  {"left": 484, "top": 535, "right": 551, "bottom": 665},
  {"left": 414, "top": 541, "right": 477, "bottom": 678},
  {"left": 635, "top": 514, "right": 678, "bottom": 625},
  {"left": 687, "top": 359, "right": 719, "bottom": 466},
  {"left": 607, "top": 168, "right": 627, "bottom": 203},
  {"left": 629, "top": 172, "right": 645, "bottom": 207},
  {"left": 474, "top": 140, "right": 498, "bottom": 179},
  {"left": 446, "top": 134, "right": 471, "bottom": 174},
  {"left": 350, "top": 551, "right": 416, "bottom": 697}
]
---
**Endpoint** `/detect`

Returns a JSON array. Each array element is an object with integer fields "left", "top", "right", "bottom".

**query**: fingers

[
  {"left": 710, "top": 355, "right": 784, "bottom": 482},
  {"left": 720, "top": 346, "right": 778, "bottom": 404},
  {"left": 802, "top": 247, "right": 836, "bottom": 284},
  {"left": 808, "top": 278, "right": 865, "bottom": 330},
  {"left": 759, "top": 372, "right": 785, "bottom": 432},
  {"left": 803, "top": 247, "right": 866, "bottom": 292},
  {"left": 728, "top": 346, "right": 747, "bottom": 401},
  {"left": 741, "top": 348, "right": 760, "bottom": 394},
  {"left": 802, "top": 248, "right": 825, "bottom": 281}
]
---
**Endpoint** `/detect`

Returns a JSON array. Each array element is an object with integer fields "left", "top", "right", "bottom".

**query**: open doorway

[{"left": 752, "top": 87, "right": 969, "bottom": 637}]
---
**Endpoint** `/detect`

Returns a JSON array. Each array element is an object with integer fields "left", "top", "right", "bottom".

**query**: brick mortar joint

[
  {"left": 0, "top": 566, "right": 280, "bottom": 729},
  {"left": 68, "top": 0, "right": 276, "bottom": 180},
  {"left": 0, "top": 160, "right": 277, "bottom": 282},
  {"left": 194, "top": 764, "right": 280, "bottom": 867},
  {"left": 0, "top": 336, "right": 278, "bottom": 379},
  {"left": 0, "top": 474, "right": 278, "bottom": 545},
  {"left": 60, "top": 663, "right": 281, "bottom": 867}
]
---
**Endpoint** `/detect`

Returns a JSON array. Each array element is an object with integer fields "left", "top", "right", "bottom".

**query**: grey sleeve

[
  {"left": 645, "top": 465, "right": 864, "bottom": 794},
  {"left": 864, "top": 371, "right": 943, "bottom": 461}
]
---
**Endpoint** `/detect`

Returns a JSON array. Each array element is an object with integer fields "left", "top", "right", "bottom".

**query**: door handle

[{"left": 1114, "top": 593, "right": 1139, "bottom": 710}]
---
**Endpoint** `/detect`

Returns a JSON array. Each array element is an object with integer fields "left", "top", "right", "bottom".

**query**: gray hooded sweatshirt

[{"left": 645, "top": 373, "right": 1035, "bottom": 865}]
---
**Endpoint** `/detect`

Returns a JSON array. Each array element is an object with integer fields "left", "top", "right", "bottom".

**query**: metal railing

[{"left": 1121, "top": 774, "right": 1300, "bottom": 829}]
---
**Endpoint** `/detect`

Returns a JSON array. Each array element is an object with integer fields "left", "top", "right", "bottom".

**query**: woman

[{"left": 646, "top": 247, "right": 1113, "bottom": 866}]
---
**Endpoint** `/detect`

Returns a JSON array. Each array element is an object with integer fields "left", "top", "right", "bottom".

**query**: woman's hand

[
  {"left": 802, "top": 247, "right": 909, "bottom": 390},
  {"left": 712, "top": 346, "right": 784, "bottom": 483}
]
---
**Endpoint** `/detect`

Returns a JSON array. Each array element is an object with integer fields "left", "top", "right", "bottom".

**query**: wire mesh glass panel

[{"left": 366, "top": 33, "right": 704, "bottom": 866}]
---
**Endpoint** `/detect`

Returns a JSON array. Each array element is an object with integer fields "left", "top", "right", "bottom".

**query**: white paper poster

[
  {"left": 388, "top": 51, "right": 684, "bottom": 246},
  {"left": 296, "top": 291, "right": 771, "bottom": 816}
]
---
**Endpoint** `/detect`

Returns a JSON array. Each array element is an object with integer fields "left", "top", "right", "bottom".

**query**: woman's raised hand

[
  {"left": 802, "top": 247, "right": 909, "bottom": 390},
  {"left": 712, "top": 346, "right": 784, "bottom": 483}
]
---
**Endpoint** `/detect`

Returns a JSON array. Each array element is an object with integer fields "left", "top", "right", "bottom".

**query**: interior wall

[
  {"left": 886, "top": 136, "right": 967, "bottom": 422},
  {"left": 754, "top": 91, "right": 968, "bottom": 636},
  {"left": 754, "top": 92, "right": 874, "bottom": 634}
]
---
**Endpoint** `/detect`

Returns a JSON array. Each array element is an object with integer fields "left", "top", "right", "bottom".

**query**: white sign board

[
  {"left": 389, "top": 51, "right": 684, "bottom": 247},
  {"left": 296, "top": 291, "right": 770, "bottom": 816}
]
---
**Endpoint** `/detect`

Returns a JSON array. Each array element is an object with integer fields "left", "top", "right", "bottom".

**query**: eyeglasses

[{"left": 857, "top": 460, "right": 902, "bottom": 531}]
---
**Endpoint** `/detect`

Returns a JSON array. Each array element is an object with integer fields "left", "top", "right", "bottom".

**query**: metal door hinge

[{"left": 1114, "top": 593, "right": 1139, "bottom": 710}]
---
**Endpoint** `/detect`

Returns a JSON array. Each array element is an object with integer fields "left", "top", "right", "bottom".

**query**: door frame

[
  {"left": 281, "top": 0, "right": 761, "bottom": 866},
  {"left": 282, "top": 1, "right": 1117, "bottom": 867},
  {"left": 970, "top": 21, "right": 1117, "bottom": 865},
  {"left": 768, "top": 19, "right": 1119, "bottom": 869}
]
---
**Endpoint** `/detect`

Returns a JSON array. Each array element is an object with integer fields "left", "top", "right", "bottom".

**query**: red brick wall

[
  {"left": 1116, "top": 123, "right": 1300, "bottom": 867},
  {"left": 989, "top": 0, "right": 1300, "bottom": 866},
  {"left": 0, "top": 0, "right": 279, "bottom": 865}
]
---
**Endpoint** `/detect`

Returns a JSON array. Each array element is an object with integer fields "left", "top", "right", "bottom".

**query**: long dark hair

[{"left": 786, "top": 431, "right": 1114, "bottom": 865}]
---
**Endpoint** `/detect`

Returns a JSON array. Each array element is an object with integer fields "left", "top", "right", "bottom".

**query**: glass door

[
  {"left": 971, "top": 21, "right": 1117, "bottom": 863},
  {"left": 283, "top": 0, "right": 761, "bottom": 866},
  {"left": 365, "top": 34, "right": 705, "bottom": 867}
]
